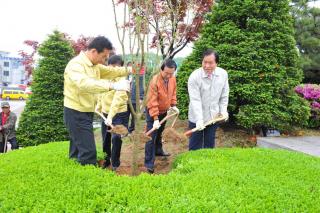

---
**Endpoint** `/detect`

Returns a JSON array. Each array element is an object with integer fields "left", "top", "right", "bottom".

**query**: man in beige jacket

[
  {"left": 96, "top": 55, "right": 129, "bottom": 171},
  {"left": 63, "top": 36, "right": 131, "bottom": 165}
]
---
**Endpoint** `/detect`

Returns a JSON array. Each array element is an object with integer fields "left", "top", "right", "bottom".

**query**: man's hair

[
  {"left": 108, "top": 55, "right": 124, "bottom": 66},
  {"left": 202, "top": 49, "right": 219, "bottom": 63},
  {"left": 87, "top": 36, "right": 113, "bottom": 53},
  {"left": 160, "top": 59, "right": 177, "bottom": 71}
]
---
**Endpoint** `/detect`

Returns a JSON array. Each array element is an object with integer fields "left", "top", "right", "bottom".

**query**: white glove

[
  {"left": 153, "top": 119, "right": 161, "bottom": 129},
  {"left": 111, "top": 79, "right": 130, "bottom": 92},
  {"left": 104, "top": 117, "right": 113, "bottom": 127},
  {"left": 169, "top": 106, "right": 180, "bottom": 114},
  {"left": 196, "top": 120, "right": 205, "bottom": 130},
  {"left": 126, "top": 66, "right": 133, "bottom": 74}
]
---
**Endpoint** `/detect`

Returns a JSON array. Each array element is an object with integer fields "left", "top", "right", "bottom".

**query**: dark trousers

[
  {"left": 0, "top": 136, "right": 18, "bottom": 153},
  {"left": 188, "top": 121, "right": 219, "bottom": 151},
  {"left": 101, "top": 111, "right": 129, "bottom": 168},
  {"left": 64, "top": 107, "right": 96, "bottom": 165},
  {"left": 144, "top": 110, "right": 167, "bottom": 169},
  {"left": 0, "top": 141, "right": 4, "bottom": 153},
  {"left": 128, "top": 103, "right": 136, "bottom": 133},
  {"left": 9, "top": 137, "right": 18, "bottom": 150}
]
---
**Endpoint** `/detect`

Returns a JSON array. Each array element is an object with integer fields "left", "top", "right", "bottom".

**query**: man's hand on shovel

[
  {"left": 184, "top": 113, "right": 229, "bottom": 137},
  {"left": 104, "top": 116, "right": 114, "bottom": 129},
  {"left": 145, "top": 111, "right": 178, "bottom": 137},
  {"left": 95, "top": 106, "right": 114, "bottom": 129},
  {"left": 169, "top": 106, "right": 180, "bottom": 114}
]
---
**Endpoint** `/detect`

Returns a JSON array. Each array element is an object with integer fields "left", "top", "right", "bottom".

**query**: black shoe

[
  {"left": 155, "top": 151, "right": 171, "bottom": 157},
  {"left": 147, "top": 168, "right": 154, "bottom": 174},
  {"left": 102, "top": 160, "right": 111, "bottom": 169}
]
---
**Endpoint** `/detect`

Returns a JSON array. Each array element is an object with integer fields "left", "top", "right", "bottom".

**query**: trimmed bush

[
  {"left": 0, "top": 143, "right": 319, "bottom": 211},
  {"left": 17, "top": 31, "right": 74, "bottom": 146},
  {"left": 177, "top": 0, "right": 310, "bottom": 131}
]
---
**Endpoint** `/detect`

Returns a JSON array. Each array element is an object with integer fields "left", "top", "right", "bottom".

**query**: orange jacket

[{"left": 146, "top": 73, "right": 177, "bottom": 119}]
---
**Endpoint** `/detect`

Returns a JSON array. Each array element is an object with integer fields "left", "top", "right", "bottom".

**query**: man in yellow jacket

[
  {"left": 64, "top": 36, "right": 131, "bottom": 166},
  {"left": 96, "top": 55, "right": 129, "bottom": 171}
]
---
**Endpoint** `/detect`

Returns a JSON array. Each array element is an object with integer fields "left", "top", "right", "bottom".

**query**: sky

[
  {"left": 0, "top": 0, "right": 192, "bottom": 57},
  {"left": 1, "top": 0, "right": 319, "bottom": 58}
]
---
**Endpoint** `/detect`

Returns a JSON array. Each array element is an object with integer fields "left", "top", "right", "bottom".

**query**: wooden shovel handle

[
  {"left": 183, "top": 115, "right": 226, "bottom": 137},
  {"left": 146, "top": 112, "right": 178, "bottom": 136},
  {"left": 171, "top": 113, "right": 179, "bottom": 128},
  {"left": 95, "top": 110, "right": 114, "bottom": 129}
]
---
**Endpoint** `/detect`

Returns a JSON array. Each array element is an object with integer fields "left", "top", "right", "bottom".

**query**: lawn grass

[{"left": 0, "top": 142, "right": 319, "bottom": 212}]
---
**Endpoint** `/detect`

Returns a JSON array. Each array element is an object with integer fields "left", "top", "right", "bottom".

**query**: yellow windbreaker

[
  {"left": 96, "top": 76, "right": 128, "bottom": 120},
  {"left": 63, "top": 52, "right": 129, "bottom": 112}
]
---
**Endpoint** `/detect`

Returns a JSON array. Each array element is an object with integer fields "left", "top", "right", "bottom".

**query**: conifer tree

[
  {"left": 177, "top": 0, "right": 310, "bottom": 131},
  {"left": 17, "top": 30, "right": 74, "bottom": 146}
]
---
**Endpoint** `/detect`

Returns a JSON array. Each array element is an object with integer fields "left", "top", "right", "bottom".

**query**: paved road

[{"left": 257, "top": 136, "right": 320, "bottom": 157}]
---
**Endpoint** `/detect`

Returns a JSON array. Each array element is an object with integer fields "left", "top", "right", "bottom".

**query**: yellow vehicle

[{"left": 2, "top": 89, "right": 28, "bottom": 100}]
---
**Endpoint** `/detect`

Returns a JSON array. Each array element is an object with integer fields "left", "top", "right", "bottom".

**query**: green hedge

[{"left": 0, "top": 143, "right": 319, "bottom": 212}]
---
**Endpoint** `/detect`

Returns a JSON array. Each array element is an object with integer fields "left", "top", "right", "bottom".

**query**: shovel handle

[
  {"left": 171, "top": 113, "right": 179, "bottom": 128},
  {"left": 183, "top": 115, "right": 226, "bottom": 137},
  {"left": 95, "top": 110, "right": 114, "bottom": 129},
  {"left": 146, "top": 112, "right": 178, "bottom": 136}
]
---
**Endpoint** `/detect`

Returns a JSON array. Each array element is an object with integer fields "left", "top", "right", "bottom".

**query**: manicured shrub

[
  {"left": 177, "top": 0, "right": 310, "bottom": 131},
  {"left": 295, "top": 84, "right": 320, "bottom": 128},
  {"left": 17, "top": 31, "right": 74, "bottom": 146},
  {"left": 0, "top": 142, "right": 319, "bottom": 211}
]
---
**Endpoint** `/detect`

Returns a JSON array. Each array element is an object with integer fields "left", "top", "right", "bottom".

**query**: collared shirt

[
  {"left": 188, "top": 67, "right": 229, "bottom": 123},
  {"left": 64, "top": 51, "right": 129, "bottom": 112}
]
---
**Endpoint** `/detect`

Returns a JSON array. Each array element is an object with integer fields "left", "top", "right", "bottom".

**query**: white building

[{"left": 0, "top": 51, "right": 25, "bottom": 85}]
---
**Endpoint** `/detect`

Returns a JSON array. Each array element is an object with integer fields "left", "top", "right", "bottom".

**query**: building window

[
  {"left": 3, "top": 71, "right": 9, "bottom": 76},
  {"left": 4, "top": 62, "right": 9, "bottom": 67}
]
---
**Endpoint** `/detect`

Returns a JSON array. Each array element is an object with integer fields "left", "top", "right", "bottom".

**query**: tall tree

[
  {"left": 292, "top": 0, "right": 320, "bottom": 83},
  {"left": 177, "top": 0, "right": 310, "bottom": 132},
  {"left": 17, "top": 31, "right": 74, "bottom": 146}
]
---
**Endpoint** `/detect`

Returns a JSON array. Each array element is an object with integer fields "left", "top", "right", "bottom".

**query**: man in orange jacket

[{"left": 145, "top": 59, "right": 179, "bottom": 173}]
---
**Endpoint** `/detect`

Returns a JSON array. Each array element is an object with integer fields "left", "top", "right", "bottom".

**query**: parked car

[
  {"left": 0, "top": 86, "right": 24, "bottom": 99},
  {"left": 2, "top": 89, "right": 28, "bottom": 100}
]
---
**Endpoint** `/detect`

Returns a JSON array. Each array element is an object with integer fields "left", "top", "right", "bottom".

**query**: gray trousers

[{"left": 63, "top": 107, "right": 96, "bottom": 165}]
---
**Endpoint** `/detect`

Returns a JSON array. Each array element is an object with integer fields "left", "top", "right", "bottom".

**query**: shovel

[
  {"left": 145, "top": 111, "right": 178, "bottom": 137},
  {"left": 95, "top": 108, "right": 130, "bottom": 137},
  {"left": 184, "top": 114, "right": 227, "bottom": 137},
  {"left": 95, "top": 108, "right": 114, "bottom": 129}
]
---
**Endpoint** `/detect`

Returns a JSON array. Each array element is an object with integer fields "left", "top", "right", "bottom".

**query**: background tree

[
  {"left": 17, "top": 30, "right": 74, "bottom": 146},
  {"left": 18, "top": 34, "right": 91, "bottom": 85},
  {"left": 177, "top": 0, "right": 310, "bottom": 132},
  {"left": 66, "top": 34, "right": 93, "bottom": 55},
  {"left": 291, "top": 0, "right": 320, "bottom": 83},
  {"left": 18, "top": 40, "right": 39, "bottom": 84},
  {"left": 117, "top": 0, "right": 214, "bottom": 59}
]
